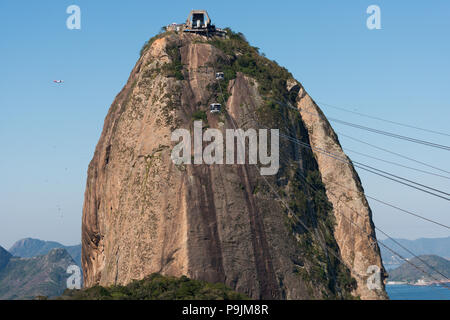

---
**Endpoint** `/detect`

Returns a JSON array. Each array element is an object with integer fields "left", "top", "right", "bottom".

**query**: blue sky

[{"left": 0, "top": 0, "right": 449, "bottom": 248}]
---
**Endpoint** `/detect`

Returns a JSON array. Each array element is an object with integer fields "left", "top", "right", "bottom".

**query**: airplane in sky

[{"left": 53, "top": 80, "right": 64, "bottom": 84}]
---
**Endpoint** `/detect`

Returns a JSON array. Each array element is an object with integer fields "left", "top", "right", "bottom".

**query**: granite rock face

[
  {"left": 82, "top": 31, "right": 386, "bottom": 299},
  {"left": 294, "top": 84, "right": 388, "bottom": 299}
]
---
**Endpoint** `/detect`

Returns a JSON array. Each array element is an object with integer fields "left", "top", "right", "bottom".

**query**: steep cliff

[
  {"left": 294, "top": 84, "right": 388, "bottom": 299},
  {"left": 82, "top": 29, "right": 386, "bottom": 299}
]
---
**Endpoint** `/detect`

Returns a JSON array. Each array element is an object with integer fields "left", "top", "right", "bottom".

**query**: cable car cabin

[
  {"left": 216, "top": 72, "right": 224, "bottom": 80},
  {"left": 210, "top": 103, "right": 221, "bottom": 113}
]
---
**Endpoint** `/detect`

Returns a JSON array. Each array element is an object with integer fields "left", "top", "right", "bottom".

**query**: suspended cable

[
  {"left": 214, "top": 70, "right": 450, "bottom": 292},
  {"left": 316, "top": 101, "right": 450, "bottom": 138},
  {"left": 322, "top": 178, "right": 450, "bottom": 230},
  {"left": 328, "top": 117, "right": 450, "bottom": 151},
  {"left": 294, "top": 169, "right": 450, "bottom": 288},
  {"left": 342, "top": 147, "right": 450, "bottom": 180},
  {"left": 248, "top": 106, "right": 450, "bottom": 227},
  {"left": 255, "top": 108, "right": 450, "bottom": 289},
  {"left": 277, "top": 131, "right": 450, "bottom": 201},
  {"left": 337, "top": 133, "right": 450, "bottom": 175},
  {"left": 278, "top": 99, "right": 450, "bottom": 151}
]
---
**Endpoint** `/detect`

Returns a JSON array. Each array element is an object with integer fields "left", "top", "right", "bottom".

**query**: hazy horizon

[{"left": 4, "top": 235, "right": 450, "bottom": 252}]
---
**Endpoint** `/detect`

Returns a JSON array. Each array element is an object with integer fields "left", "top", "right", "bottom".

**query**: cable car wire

[
  {"left": 277, "top": 100, "right": 450, "bottom": 151},
  {"left": 316, "top": 101, "right": 450, "bottom": 138},
  {"left": 213, "top": 70, "right": 450, "bottom": 292},
  {"left": 336, "top": 133, "right": 450, "bottom": 175}
]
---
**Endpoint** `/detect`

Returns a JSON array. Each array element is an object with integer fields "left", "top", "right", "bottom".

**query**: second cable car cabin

[
  {"left": 210, "top": 103, "right": 221, "bottom": 113},
  {"left": 215, "top": 72, "right": 224, "bottom": 80}
]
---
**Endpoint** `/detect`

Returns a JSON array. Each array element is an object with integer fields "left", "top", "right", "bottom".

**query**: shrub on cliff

[
  {"left": 58, "top": 273, "right": 249, "bottom": 300},
  {"left": 209, "top": 28, "right": 292, "bottom": 100}
]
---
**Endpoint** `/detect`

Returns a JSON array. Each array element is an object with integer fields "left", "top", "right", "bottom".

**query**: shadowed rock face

[
  {"left": 82, "top": 31, "right": 386, "bottom": 299},
  {"left": 295, "top": 85, "right": 388, "bottom": 299}
]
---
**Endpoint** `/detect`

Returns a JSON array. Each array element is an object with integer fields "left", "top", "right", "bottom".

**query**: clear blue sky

[{"left": 1, "top": 1, "right": 449, "bottom": 249}]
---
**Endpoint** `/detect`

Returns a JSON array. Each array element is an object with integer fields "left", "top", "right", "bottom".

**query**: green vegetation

[
  {"left": 208, "top": 28, "right": 293, "bottom": 101},
  {"left": 163, "top": 43, "right": 184, "bottom": 80},
  {"left": 305, "top": 170, "right": 334, "bottom": 224},
  {"left": 336, "top": 265, "right": 358, "bottom": 294},
  {"left": 160, "top": 92, "right": 179, "bottom": 129},
  {"left": 140, "top": 29, "right": 174, "bottom": 56},
  {"left": 192, "top": 110, "right": 207, "bottom": 122},
  {"left": 206, "top": 80, "right": 230, "bottom": 105},
  {"left": 58, "top": 273, "right": 249, "bottom": 300},
  {"left": 284, "top": 165, "right": 357, "bottom": 298},
  {"left": 140, "top": 34, "right": 163, "bottom": 56}
]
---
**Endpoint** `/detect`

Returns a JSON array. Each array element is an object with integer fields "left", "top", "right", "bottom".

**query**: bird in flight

[{"left": 53, "top": 80, "right": 64, "bottom": 84}]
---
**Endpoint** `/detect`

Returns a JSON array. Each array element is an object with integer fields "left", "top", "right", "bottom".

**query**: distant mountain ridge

[
  {"left": 9, "top": 238, "right": 81, "bottom": 267},
  {"left": 0, "top": 246, "right": 12, "bottom": 270},
  {"left": 380, "top": 237, "right": 450, "bottom": 268},
  {"left": 0, "top": 247, "right": 77, "bottom": 300},
  {"left": 388, "top": 255, "right": 450, "bottom": 284}
]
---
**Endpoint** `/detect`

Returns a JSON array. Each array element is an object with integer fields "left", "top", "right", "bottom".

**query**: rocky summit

[{"left": 81, "top": 28, "right": 387, "bottom": 300}]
